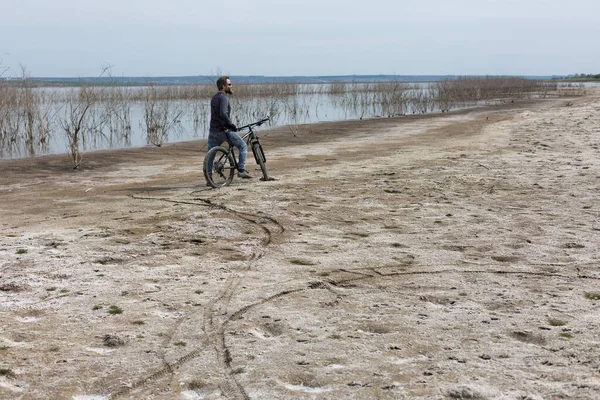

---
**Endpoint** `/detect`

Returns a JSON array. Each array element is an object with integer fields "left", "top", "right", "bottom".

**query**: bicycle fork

[{"left": 250, "top": 136, "right": 266, "bottom": 164}]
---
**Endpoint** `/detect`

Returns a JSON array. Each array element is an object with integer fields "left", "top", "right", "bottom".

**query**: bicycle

[{"left": 203, "top": 116, "right": 270, "bottom": 188}]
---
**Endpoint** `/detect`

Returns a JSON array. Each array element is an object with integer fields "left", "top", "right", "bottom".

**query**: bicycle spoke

[{"left": 204, "top": 147, "right": 235, "bottom": 188}]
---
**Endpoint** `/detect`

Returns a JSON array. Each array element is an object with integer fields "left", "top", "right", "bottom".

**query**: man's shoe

[{"left": 238, "top": 170, "right": 252, "bottom": 179}]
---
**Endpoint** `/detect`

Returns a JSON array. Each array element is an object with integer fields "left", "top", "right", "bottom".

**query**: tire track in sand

[{"left": 104, "top": 194, "right": 283, "bottom": 399}]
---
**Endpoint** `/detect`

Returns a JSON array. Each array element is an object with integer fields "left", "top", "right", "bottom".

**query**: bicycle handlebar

[{"left": 237, "top": 116, "right": 270, "bottom": 131}]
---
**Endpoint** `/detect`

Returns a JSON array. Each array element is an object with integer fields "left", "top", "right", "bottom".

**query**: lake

[{"left": 1, "top": 81, "right": 594, "bottom": 160}]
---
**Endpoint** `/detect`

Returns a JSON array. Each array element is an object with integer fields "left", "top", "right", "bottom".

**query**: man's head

[{"left": 217, "top": 76, "right": 233, "bottom": 94}]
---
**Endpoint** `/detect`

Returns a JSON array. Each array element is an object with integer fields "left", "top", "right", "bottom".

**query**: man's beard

[{"left": 225, "top": 87, "right": 233, "bottom": 95}]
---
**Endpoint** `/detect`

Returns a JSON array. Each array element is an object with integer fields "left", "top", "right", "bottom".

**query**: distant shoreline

[{"left": 0, "top": 74, "right": 562, "bottom": 86}]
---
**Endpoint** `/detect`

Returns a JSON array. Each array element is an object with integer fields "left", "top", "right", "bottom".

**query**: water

[
  {"left": 1, "top": 81, "right": 588, "bottom": 160},
  {"left": 1, "top": 86, "right": 424, "bottom": 159}
]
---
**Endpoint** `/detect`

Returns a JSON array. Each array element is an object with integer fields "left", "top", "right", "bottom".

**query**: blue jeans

[{"left": 207, "top": 129, "right": 248, "bottom": 173}]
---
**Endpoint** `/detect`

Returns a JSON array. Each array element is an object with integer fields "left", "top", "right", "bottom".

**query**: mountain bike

[{"left": 203, "top": 117, "right": 270, "bottom": 188}]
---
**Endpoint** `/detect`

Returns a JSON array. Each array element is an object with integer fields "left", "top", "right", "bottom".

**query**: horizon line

[{"left": 1, "top": 73, "right": 563, "bottom": 81}]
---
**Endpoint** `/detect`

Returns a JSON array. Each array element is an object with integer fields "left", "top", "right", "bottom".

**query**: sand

[{"left": 1, "top": 89, "right": 599, "bottom": 399}]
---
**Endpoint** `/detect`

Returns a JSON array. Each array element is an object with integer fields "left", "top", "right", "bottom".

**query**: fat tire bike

[{"left": 203, "top": 116, "right": 270, "bottom": 188}]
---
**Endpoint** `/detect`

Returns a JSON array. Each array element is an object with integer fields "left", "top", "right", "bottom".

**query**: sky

[{"left": 1, "top": 0, "right": 599, "bottom": 78}]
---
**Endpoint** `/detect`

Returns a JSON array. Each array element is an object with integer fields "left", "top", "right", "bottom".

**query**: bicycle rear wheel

[
  {"left": 252, "top": 142, "right": 269, "bottom": 181},
  {"left": 204, "top": 146, "right": 235, "bottom": 188}
]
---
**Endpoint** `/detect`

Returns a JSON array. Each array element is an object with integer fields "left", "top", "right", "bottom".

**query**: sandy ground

[{"left": 1, "top": 90, "right": 600, "bottom": 400}]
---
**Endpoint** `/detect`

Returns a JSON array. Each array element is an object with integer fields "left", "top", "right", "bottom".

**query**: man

[{"left": 207, "top": 76, "right": 252, "bottom": 179}]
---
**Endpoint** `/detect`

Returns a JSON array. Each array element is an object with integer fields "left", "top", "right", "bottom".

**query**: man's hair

[{"left": 216, "top": 76, "right": 230, "bottom": 90}]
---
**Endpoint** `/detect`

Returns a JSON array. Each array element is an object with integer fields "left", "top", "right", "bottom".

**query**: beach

[{"left": 1, "top": 89, "right": 600, "bottom": 399}]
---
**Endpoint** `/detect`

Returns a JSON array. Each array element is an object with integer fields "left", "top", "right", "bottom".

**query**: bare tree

[
  {"left": 0, "top": 55, "right": 9, "bottom": 78},
  {"left": 0, "top": 65, "right": 56, "bottom": 158},
  {"left": 433, "top": 79, "right": 456, "bottom": 113},
  {"left": 57, "top": 66, "right": 117, "bottom": 168},
  {"left": 103, "top": 85, "right": 132, "bottom": 147},
  {"left": 0, "top": 85, "right": 22, "bottom": 157},
  {"left": 58, "top": 86, "right": 99, "bottom": 168},
  {"left": 141, "top": 85, "right": 184, "bottom": 147},
  {"left": 35, "top": 90, "right": 56, "bottom": 154},
  {"left": 281, "top": 92, "right": 301, "bottom": 137},
  {"left": 0, "top": 58, "right": 18, "bottom": 156},
  {"left": 19, "top": 65, "right": 40, "bottom": 156}
]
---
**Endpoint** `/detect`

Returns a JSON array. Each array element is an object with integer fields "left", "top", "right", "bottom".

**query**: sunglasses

[{"left": 227, "top": 83, "right": 233, "bottom": 86}]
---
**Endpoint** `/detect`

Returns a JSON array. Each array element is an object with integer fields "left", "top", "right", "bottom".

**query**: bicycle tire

[
  {"left": 203, "top": 146, "right": 235, "bottom": 188},
  {"left": 252, "top": 142, "right": 269, "bottom": 181}
]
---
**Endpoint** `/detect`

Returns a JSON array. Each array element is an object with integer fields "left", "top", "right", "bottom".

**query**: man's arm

[{"left": 219, "top": 96, "right": 237, "bottom": 131}]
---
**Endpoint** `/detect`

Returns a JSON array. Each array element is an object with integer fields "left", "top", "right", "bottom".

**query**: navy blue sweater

[{"left": 209, "top": 92, "right": 236, "bottom": 131}]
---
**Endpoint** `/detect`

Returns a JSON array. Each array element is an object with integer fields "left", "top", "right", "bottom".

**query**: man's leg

[
  {"left": 206, "top": 131, "right": 226, "bottom": 176},
  {"left": 228, "top": 133, "right": 249, "bottom": 174}
]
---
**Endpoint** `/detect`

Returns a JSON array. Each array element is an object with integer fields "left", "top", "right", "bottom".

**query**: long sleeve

[
  {"left": 210, "top": 92, "right": 237, "bottom": 131},
  {"left": 219, "top": 96, "right": 236, "bottom": 130}
]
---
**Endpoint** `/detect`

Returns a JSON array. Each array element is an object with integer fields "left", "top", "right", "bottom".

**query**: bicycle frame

[
  {"left": 222, "top": 118, "right": 267, "bottom": 162},
  {"left": 236, "top": 116, "right": 269, "bottom": 166}
]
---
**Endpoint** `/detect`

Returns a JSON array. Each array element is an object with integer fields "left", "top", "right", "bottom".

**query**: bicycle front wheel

[
  {"left": 203, "top": 146, "right": 235, "bottom": 188},
  {"left": 252, "top": 142, "right": 269, "bottom": 181}
]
